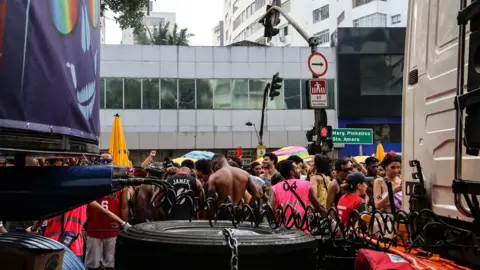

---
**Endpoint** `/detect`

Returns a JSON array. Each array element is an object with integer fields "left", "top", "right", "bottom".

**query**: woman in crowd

[
  {"left": 373, "top": 152, "right": 402, "bottom": 212},
  {"left": 308, "top": 154, "right": 332, "bottom": 209},
  {"left": 337, "top": 172, "right": 372, "bottom": 226}
]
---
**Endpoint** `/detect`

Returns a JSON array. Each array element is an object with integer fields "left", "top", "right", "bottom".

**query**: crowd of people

[{"left": 0, "top": 150, "right": 402, "bottom": 269}]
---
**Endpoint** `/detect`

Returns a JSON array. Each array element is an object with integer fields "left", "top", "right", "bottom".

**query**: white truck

[{"left": 403, "top": 0, "right": 480, "bottom": 267}]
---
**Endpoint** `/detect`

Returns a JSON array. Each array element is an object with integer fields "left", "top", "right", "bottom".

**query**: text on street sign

[{"left": 331, "top": 128, "right": 373, "bottom": 144}]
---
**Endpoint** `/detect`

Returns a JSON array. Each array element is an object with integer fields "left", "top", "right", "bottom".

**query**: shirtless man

[{"left": 208, "top": 154, "right": 259, "bottom": 209}]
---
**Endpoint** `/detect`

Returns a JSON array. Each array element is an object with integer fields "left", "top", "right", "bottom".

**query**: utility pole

[{"left": 259, "top": 3, "right": 328, "bottom": 154}]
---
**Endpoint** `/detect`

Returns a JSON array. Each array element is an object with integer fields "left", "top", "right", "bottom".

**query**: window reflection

[
  {"left": 179, "top": 79, "right": 195, "bottom": 109},
  {"left": 161, "top": 79, "right": 178, "bottom": 109},
  {"left": 105, "top": 78, "right": 123, "bottom": 109},
  {"left": 248, "top": 79, "right": 268, "bottom": 109},
  {"left": 301, "top": 79, "right": 335, "bottom": 109},
  {"left": 267, "top": 79, "right": 287, "bottom": 110},
  {"left": 232, "top": 79, "right": 248, "bottom": 109},
  {"left": 99, "top": 78, "right": 105, "bottom": 109},
  {"left": 360, "top": 55, "right": 403, "bottom": 95},
  {"left": 124, "top": 78, "right": 141, "bottom": 109},
  {"left": 283, "top": 79, "right": 301, "bottom": 109},
  {"left": 213, "top": 79, "right": 232, "bottom": 109},
  {"left": 196, "top": 79, "right": 213, "bottom": 109},
  {"left": 142, "top": 79, "right": 159, "bottom": 109}
]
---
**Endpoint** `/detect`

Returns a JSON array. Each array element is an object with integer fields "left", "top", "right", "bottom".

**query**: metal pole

[
  {"left": 454, "top": 0, "right": 471, "bottom": 217},
  {"left": 259, "top": 83, "right": 270, "bottom": 146},
  {"left": 259, "top": 5, "right": 327, "bottom": 154},
  {"left": 359, "top": 145, "right": 363, "bottom": 156},
  {"left": 253, "top": 125, "right": 261, "bottom": 145}
]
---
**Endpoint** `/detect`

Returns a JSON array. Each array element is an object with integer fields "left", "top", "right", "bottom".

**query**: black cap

[
  {"left": 346, "top": 172, "right": 374, "bottom": 188},
  {"left": 365, "top": 156, "right": 379, "bottom": 166}
]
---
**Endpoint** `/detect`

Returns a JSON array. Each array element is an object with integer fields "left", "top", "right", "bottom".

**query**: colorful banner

[{"left": 0, "top": 0, "right": 100, "bottom": 141}]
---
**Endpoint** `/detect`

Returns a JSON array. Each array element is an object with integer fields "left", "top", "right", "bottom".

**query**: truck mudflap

[{"left": 0, "top": 0, "right": 100, "bottom": 152}]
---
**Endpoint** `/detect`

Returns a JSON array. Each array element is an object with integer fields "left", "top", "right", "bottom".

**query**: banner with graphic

[{"left": 0, "top": 0, "right": 100, "bottom": 141}]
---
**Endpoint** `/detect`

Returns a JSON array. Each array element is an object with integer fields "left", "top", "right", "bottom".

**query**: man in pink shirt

[{"left": 269, "top": 161, "right": 326, "bottom": 226}]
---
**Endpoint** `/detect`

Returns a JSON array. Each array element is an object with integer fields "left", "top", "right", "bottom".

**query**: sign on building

[{"left": 331, "top": 128, "right": 373, "bottom": 144}]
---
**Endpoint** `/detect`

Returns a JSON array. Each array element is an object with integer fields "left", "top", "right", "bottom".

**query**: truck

[{"left": 403, "top": 0, "right": 480, "bottom": 267}]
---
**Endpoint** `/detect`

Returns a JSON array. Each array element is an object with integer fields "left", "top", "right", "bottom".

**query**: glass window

[
  {"left": 196, "top": 79, "right": 213, "bottom": 109},
  {"left": 105, "top": 78, "right": 123, "bottom": 109},
  {"left": 302, "top": 79, "right": 335, "bottom": 109},
  {"left": 178, "top": 79, "right": 195, "bottom": 109},
  {"left": 124, "top": 78, "right": 141, "bottom": 109},
  {"left": 283, "top": 79, "right": 301, "bottom": 109},
  {"left": 99, "top": 78, "right": 105, "bottom": 109},
  {"left": 161, "top": 79, "right": 178, "bottom": 109},
  {"left": 213, "top": 79, "right": 232, "bottom": 109},
  {"left": 360, "top": 55, "right": 403, "bottom": 95},
  {"left": 248, "top": 79, "right": 268, "bottom": 109},
  {"left": 232, "top": 79, "right": 249, "bottom": 109},
  {"left": 142, "top": 78, "right": 159, "bottom": 109}
]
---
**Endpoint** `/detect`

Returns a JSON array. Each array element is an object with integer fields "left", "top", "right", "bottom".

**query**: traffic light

[
  {"left": 261, "top": 4, "right": 281, "bottom": 42},
  {"left": 320, "top": 139, "right": 333, "bottom": 153},
  {"left": 269, "top": 72, "right": 283, "bottom": 100},
  {"left": 306, "top": 128, "right": 315, "bottom": 142},
  {"left": 319, "top": 125, "right": 332, "bottom": 139}
]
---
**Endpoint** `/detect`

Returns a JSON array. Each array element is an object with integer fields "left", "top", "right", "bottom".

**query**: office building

[
  {"left": 122, "top": 12, "right": 176, "bottom": 45},
  {"left": 213, "top": 21, "right": 225, "bottom": 46},
  {"left": 99, "top": 45, "right": 338, "bottom": 164},
  {"left": 224, "top": 0, "right": 408, "bottom": 47}
]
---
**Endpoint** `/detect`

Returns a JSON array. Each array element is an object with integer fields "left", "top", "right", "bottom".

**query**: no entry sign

[
  {"left": 306, "top": 79, "right": 328, "bottom": 109},
  {"left": 308, "top": 52, "right": 328, "bottom": 77}
]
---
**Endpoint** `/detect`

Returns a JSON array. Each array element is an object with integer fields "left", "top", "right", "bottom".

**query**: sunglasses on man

[{"left": 100, "top": 158, "right": 113, "bottom": 164}]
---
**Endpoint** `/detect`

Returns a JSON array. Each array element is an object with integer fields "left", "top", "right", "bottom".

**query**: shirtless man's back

[{"left": 209, "top": 155, "right": 258, "bottom": 208}]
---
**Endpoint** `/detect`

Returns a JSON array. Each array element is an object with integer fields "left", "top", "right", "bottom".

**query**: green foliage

[
  {"left": 101, "top": 0, "right": 151, "bottom": 30},
  {"left": 134, "top": 21, "right": 195, "bottom": 46}
]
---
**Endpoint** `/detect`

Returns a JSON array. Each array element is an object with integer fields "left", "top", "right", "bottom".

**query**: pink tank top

[{"left": 272, "top": 179, "right": 311, "bottom": 224}]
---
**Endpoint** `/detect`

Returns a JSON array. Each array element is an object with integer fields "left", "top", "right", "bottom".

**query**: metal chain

[{"left": 222, "top": 228, "right": 239, "bottom": 270}]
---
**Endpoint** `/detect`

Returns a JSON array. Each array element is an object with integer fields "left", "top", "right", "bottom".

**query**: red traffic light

[{"left": 319, "top": 126, "right": 332, "bottom": 139}]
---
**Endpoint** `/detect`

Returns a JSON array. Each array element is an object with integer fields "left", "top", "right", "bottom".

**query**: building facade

[
  {"left": 99, "top": 45, "right": 338, "bottom": 163},
  {"left": 336, "top": 27, "right": 406, "bottom": 157},
  {"left": 100, "top": 17, "right": 106, "bottom": 44},
  {"left": 122, "top": 12, "right": 176, "bottom": 45},
  {"left": 223, "top": 0, "right": 408, "bottom": 47},
  {"left": 213, "top": 21, "right": 225, "bottom": 46}
]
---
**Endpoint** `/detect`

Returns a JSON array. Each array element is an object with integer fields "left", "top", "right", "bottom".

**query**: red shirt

[
  {"left": 337, "top": 193, "right": 364, "bottom": 226},
  {"left": 87, "top": 191, "right": 121, "bottom": 238}
]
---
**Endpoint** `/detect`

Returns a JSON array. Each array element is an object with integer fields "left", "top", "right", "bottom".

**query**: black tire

[
  {"left": 116, "top": 220, "right": 318, "bottom": 270},
  {"left": 0, "top": 232, "right": 85, "bottom": 269}
]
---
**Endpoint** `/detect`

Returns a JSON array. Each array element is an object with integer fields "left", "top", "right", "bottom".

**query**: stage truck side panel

[{"left": 403, "top": 0, "right": 477, "bottom": 222}]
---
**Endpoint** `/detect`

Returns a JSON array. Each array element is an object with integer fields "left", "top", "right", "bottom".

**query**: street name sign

[
  {"left": 331, "top": 128, "right": 373, "bottom": 144},
  {"left": 308, "top": 52, "right": 328, "bottom": 77},
  {"left": 306, "top": 79, "right": 328, "bottom": 109}
]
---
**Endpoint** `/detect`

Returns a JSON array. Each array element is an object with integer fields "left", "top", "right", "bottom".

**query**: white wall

[{"left": 99, "top": 45, "right": 338, "bottom": 150}]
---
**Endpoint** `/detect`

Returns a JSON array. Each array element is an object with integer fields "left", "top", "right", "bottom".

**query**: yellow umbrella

[
  {"left": 375, "top": 143, "right": 386, "bottom": 162},
  {"left": 353, "top": 156, "right": 371, "bottom": 163},
  {"left": 108, "top": 114, "right": 130, "bottom": 166},
  {"left": 172, "top": 157, "right": 198, "bottom": 165}
]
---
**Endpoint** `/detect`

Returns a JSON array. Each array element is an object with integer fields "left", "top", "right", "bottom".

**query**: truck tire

[
  {"left": 115, "top": 220, "right": 318, "bottom": 270},
  {"left": 0, "top": 232, "right": 85, "bottom": 269}
]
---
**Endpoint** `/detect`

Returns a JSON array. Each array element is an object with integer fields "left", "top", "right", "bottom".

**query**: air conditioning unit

[{"left": 279, "top": 36, "right": 286, "bottom": 43}]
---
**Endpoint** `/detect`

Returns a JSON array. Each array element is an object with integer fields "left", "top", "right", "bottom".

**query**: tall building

[
  {"left": 224, "top": 0, "right": 408, "bottom": 47},
  {"left": 212, "top": 21, "right": 225, "bottom": 46},
  {"left": 122, "top": 12, "right": 176, "bottom": 45}
]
